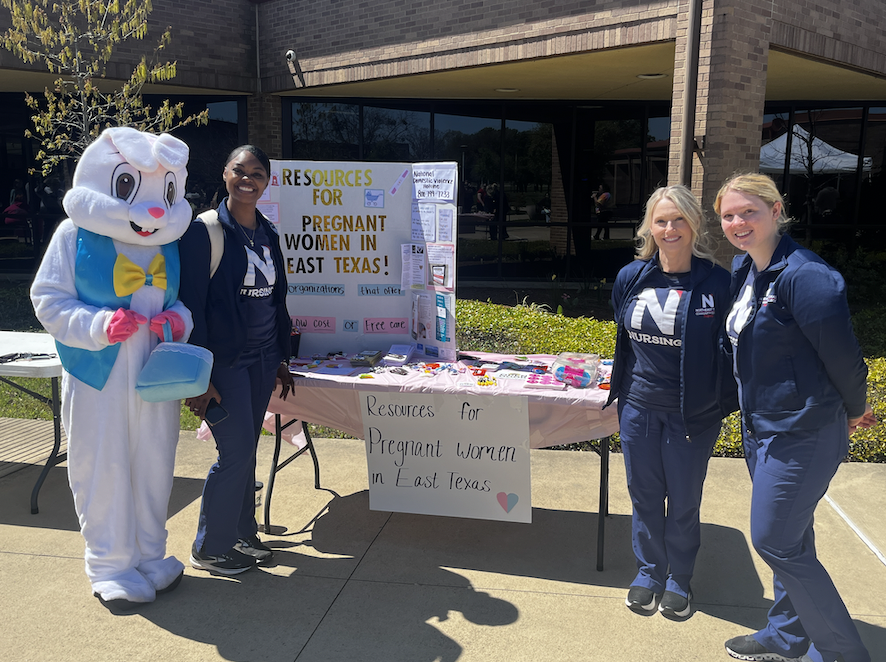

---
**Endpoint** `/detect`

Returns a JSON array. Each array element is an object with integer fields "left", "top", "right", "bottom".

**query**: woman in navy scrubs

[
  {"left": 717, "top": 173, "right": 875, "bottom": 662},
  {"left": 608, "top": 185, "right": 735, "bottom": 620},
  {"left": 180, "top": 145, "right": 295, "bottom": 576}
]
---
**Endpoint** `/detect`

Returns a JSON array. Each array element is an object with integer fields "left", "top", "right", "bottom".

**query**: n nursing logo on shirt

[
  {"left": 695, "top": 293, "right": 716, "bottom": 317},
  {"left": 761, "top": 283, "right": 777, "bottom": 307},
  {"left": 628, "top": 288, "right": 683, "bottom": 346},
  {"left": 240, "top": 244, "right": 276, "bottom": 298}
]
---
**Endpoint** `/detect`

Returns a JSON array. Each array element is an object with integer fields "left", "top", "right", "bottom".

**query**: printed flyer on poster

[{"left": 267, "top": 160, "right": 458, "bottom": 359}]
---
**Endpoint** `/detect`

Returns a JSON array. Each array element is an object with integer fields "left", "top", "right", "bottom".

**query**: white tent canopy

[{"left": 759, "top": 125, "right": 872, "bottom": 174}]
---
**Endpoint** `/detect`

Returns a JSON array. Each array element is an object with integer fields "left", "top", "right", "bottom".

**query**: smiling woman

[
  {"left": 607, "top": 184, "right": 736, "bottom": 620},
  {"left": 177, "top": 144, "right": 295, "bottom": 576},
  {"left": 715, "top": 172, "right": 875, "bottom": 662}
]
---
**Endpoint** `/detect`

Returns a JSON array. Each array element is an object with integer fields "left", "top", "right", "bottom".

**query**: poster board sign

[
  {"left": 360, "top": 391, "right": 532, "bottom": 523},
  {"left": 267, "top": 160, "right": 457, "bottom": 360}
]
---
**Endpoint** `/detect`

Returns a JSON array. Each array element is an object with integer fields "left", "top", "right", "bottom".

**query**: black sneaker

[
  {"left": 725, "top": 634, "right": 802, "bottom": 662},
  {"left": 235, "top": 534, "right": 274, "bottom": 562},
  {"left": 658, "top": 589, "right": 692, "bottom": 619},
  {"left": 190, "top": 543, "right": 257, "bottom": 575},
  {"left": 625, "top": 585, "right": 658, "bottom": 614}
]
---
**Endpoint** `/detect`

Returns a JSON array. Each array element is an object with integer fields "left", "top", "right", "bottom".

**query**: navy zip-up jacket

[
  {"left": 606, "top": 254, "right": 738, "bottom": 438},
  {"left": 727, "top": 234, "right": 867, "bottom": 435},
  {"left": 179, "top": 201, "right": 291, "bottom": 370}
]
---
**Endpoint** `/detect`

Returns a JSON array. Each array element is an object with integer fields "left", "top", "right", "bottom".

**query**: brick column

[
  {"left": 247, "top": 94, "right": 283, "bottom": 158},
  {"left": 669, "top": 0, "right": 772, "bottom": 262}
]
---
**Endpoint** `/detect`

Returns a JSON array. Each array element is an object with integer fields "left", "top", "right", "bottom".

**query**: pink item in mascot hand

[
  {"left": 150, "top": 310, "right": 185, "bottom": 341},
  {"left": 107, "top": 308, "right": 147, "bottom": 343}
]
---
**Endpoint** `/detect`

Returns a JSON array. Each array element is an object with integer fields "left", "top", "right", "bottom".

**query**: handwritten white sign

[{"left": 360, "top": 391, "right": 532, "bottom": 522}]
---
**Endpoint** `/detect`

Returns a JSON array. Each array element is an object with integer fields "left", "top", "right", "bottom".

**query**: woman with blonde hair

[
  {"left": 606, "top": 185, "right": 736, "bottom": 620},
  {"left": 717, "top": 173, "right": 874, "bottom": 662}
]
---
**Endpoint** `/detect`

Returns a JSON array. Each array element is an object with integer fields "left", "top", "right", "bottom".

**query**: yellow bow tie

[{"left": 113, "top": 253, "right": 167, "bottom": 297}]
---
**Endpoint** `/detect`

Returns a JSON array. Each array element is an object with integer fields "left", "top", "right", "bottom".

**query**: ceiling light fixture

[
  {"left": 494, "top": 87, "right": 520, "bottom": 93},
  {"left": 636, "top": 73, "right": 666, "bottom": 80}
]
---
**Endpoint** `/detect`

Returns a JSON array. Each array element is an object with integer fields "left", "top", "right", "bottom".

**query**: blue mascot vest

[{"left": 56, "top": 228, "right": 181, "bottom": 390}]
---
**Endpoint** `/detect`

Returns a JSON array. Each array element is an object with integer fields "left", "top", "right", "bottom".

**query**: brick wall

[
  {"left": 3, "top": 0, "right": 886, "bottom": 99},
  {"left": 668, "top": 0, "right": 771, "bottom": 264},
  {"left": 258, "top": 0, "right": 681, "bottom": 93}
]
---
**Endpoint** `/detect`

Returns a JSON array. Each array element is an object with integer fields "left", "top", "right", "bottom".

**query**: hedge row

[{"left": 454, "top": 298, "right": 886, "bottom": 462}]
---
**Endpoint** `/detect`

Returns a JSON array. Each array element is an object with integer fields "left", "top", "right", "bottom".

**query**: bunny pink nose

[{"left": 148, "top": 207, "right": 164, "bottom": 219}]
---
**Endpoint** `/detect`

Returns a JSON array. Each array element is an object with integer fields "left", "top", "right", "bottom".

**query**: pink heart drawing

[{"left": 497, "top": 492, "right": 519, "bottom": 513}]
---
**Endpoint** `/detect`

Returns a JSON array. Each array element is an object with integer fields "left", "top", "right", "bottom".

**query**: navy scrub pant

[
  {"left": 744, "top": 413, "right": 870, "bottom": 662},
  {"left": 618, "top": 400, "right": 719, "bottom": 597},
  {"left": 194, "top": 346, "right": 280, "bottom": 555}
]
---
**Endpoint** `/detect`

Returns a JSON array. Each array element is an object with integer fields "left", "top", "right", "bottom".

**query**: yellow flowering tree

[{"left": 0, "top": 0, "right": 207, "bottom": 178}]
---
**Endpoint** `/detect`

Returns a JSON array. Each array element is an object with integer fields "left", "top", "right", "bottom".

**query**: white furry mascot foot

[{"left": 31, "top": 127, "right": 195, "bottom": 611}]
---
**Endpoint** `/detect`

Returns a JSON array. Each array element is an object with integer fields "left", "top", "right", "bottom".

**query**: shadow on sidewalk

[{"left": 0, "top": 464, "right": 205, "bottom": 532}]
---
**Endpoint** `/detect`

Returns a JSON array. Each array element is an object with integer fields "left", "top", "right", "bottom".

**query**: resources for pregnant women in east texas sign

[
  {"left": 361, "top": 392, "right": 532, "bottom": 523},
  {"left": 261, "top": 160, "right": 458, "bottom": 359}
]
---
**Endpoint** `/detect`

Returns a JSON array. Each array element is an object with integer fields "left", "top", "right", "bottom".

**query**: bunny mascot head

[
  {"left": 31, "top": 127, "right": 197, "bottom": 612},
  {"left": 64, "top": 127, "right": 192, "bottom": 244}
]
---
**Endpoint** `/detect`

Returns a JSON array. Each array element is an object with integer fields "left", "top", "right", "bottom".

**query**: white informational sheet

[
  {"left": 411, "top": 163, "right": 457, "bottom": 202},
  {"left": 437, "top": 206, "right": 454, "bottom": 243},
  {"left": 361, "top": 391, "right": 532, "bottom": 522},
  {"left": 269, "top": 160, "right": 458, "bottom": 358},
  {"left": 411, "top": 202, "right": 437, "bottom": 242},
  {"left": 257, "top": 202, "right": 279, "bottom": 225},
  {"left": 411, "top": 291, "right": 434, "bottom": 342}
]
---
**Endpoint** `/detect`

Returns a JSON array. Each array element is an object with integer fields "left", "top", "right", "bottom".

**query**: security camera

[{"left": 286, "top": 50, "right": 295, "bottom": 62}]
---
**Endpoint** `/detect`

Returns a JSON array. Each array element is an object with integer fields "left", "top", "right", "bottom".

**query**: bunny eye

[
  {"left": 164, "top": 172, "right": 177, "bottom": 207},
  {"left": 112, "top": 164, "right": 140, "bottom": 202}
]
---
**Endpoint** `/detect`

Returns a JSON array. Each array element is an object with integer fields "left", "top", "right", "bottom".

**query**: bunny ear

[
  {"left": 103, "top": 127, "right": 158, "bottom": 171},
  {"left": 153, "top": 133, "right": 189, "bottom": 171}
]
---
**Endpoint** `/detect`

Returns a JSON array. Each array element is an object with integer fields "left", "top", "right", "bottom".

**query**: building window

[
  {"left": 362, "top": 105, "right": 431, "bottom": 162},
  {"left": 291, "top": 102, "right": 360, "bottom": 160}
]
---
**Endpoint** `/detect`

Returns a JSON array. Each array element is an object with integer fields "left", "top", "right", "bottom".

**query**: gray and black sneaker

[
  {"left": 725, "top": 634, "right": 802, "bottom": 662},
  {"left": 235, "top": 534, "right": 274, "bottom": 563},
  {"left": 658, "top": 589, "right": 692, "bottom": 619},
  {"left": 625, "top": 585, "right": 658, "bottom": 614},
  {"left": 190, "top": 543, "right": 257, "bottom": 575}
]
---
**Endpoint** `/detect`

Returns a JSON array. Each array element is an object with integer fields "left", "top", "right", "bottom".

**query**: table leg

[
  {"left": 30, "top": 376, "right": 66, "bottom": 514},
  {"left": 596, "top": 435, "right": 610, "bottom": 571},
  {"left": 262, "top": 416, "right": 321, "bottom": 534}
]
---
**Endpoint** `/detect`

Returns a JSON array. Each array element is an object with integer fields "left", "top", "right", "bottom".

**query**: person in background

[
  {"left": 9, "top": 177, "right": 29, "bottom": 206},
  {"left": 717, "top": 173, "right": 875, "bottom": 662},
  {"left": 476, "top": 183, "right": 489, "bottom": 213},
  {"left": 607, "top": 185, "right": 736, "bottom": 621},
  {"left": 487, "top": 182, "right": 509, "bottom": 240},
  {"left": 593, "top": 183, "right": 613, "bottom": 240},
  {"left": 179, "top": 144, "right": 295, "bottom": 576},
  {"left": 39, "top": 176, "right": 65, "bottom": 243}
]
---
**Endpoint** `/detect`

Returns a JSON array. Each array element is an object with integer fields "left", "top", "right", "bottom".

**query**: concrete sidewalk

[{"left": 1, "top": 432, "right": 885, "bottom": 662}]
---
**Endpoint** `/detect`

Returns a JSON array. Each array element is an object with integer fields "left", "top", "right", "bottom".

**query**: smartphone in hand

[{"left": 205, "top": 398, "right": 229, "bottom": 426}]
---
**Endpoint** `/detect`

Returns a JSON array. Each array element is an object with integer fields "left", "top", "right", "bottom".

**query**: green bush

[
  {"left": 455, "top": 298, "right": 886, "bottom": 461},
  {"left": 456, "top": 299, "right": 616, "bottom": 357}
]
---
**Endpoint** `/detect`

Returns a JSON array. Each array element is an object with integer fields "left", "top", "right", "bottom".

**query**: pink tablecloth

[{"left": 266, "top": 352, "right": 619, "bottom": 447}]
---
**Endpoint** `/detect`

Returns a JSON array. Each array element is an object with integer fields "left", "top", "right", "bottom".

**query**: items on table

[{"left": 551, "top": 353, "right": 600, "bottom": 388}]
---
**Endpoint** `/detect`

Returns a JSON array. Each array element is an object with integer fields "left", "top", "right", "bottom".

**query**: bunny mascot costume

[{"left": 31, "top": 127, "right": 195, "bottom": 610}]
